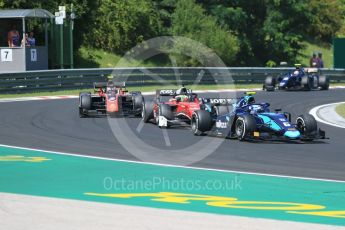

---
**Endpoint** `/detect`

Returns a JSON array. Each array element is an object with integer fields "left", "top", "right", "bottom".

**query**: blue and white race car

[
  {"left": 263, "top": 64, "right": 329, "bottom": 91},
  {"left": 192, "top": 92, "right": 326, "bottom": 141}
]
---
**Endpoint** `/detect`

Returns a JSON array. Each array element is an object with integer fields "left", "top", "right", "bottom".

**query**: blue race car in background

[
  {"left": 263, "top": 64, "right": 329, "bottom": 91},
  {"left": 191, "top": 92, "right": 326, "bottom": 142}
]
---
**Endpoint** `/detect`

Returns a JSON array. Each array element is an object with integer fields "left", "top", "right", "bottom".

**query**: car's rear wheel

[
  {"left": 79, "top": 93, "right": 92, "bottom": 118},
  {"left": 318, "top": 75, "right": 329, "bottom": 90},
  {"left": 191, "top": 110, "right": 212, "bottom": 136},
  {"left": 142, "top": 100, "right": 154, "bottom": 123},
  {"left": 301, "top": 76, "right": 312, "bottom": 90},
  {"left": 264, "top": 76, "right": 276, "bottom": 91},
  {"left": 235, "top": 115, "right": 256, "bottom": 141},
  {"left": 132, "top": 94, "right": 144, "bottom": 117},
  {"left": 133, "top": 94, "right": 143, "bottom": 109}
]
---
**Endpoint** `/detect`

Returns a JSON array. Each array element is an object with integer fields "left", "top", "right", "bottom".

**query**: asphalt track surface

[{"left": 1, "top": 89, "right": 345, "bottom": 181}]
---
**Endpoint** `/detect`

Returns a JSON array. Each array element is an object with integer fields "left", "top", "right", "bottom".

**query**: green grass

[
  {"left": 335, "top": 103, "right": 345, "bottom": 119},
  {"left": 298, "top": 41, "right": 333, "bottom": 68}
]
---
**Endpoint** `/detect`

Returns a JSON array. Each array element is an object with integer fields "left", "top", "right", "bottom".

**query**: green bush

[
  {"left": 169, "top": 0, "right": 239, "bottom": 66},
  {"left": 86, "top": 0, "right": 162, "bottom": 54}
]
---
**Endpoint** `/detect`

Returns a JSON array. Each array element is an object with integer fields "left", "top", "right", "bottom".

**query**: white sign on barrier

[
  {"left": 30, "top": 49, "right": 37, "bottom": 62},
  {"left": 55, "top": 11, "right": 64, "bottom": 25},
  {"left": 1, "top": 49, "right": 13, "bottom": 62}
]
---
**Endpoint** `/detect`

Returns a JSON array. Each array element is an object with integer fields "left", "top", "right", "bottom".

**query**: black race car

[{"left": 263, "top": 65, "right": 329, "bottom": 91}]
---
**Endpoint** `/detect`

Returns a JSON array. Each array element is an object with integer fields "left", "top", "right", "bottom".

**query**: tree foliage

[
  {"left": 170, "top": 0, "right": 239, "bottom": 66},
  {"left": 306, "top": 0, "right": 343, "bottom": 41},
  {"left": 199, "top": 0, "right": 344, "bottom": 65},
  {"left": 1, "top": 0, "right": 344, "bottom": 66},
  {"left": 87, "top": 0, "right": 162, "bottom": 54}
]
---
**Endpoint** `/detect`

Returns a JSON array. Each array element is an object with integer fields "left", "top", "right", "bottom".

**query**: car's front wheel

[
  {"left": 296, "top": 114, "right": 317, "bottom": 136},
  {"left": 235, "top": 115, "right": 256, "bottom": 141}
]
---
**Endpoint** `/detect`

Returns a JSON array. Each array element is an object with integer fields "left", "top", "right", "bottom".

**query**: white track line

[
  {"left": 0, "top": 143, "right": 344, "bottom": 183},
  {"left": 309, "top": 102, "right": 345, "bottom": 129}
]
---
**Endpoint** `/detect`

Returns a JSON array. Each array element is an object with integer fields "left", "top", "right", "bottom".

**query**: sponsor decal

[
  {"left": 160, "top": 90, "right": 175, "bottom": 95},
  {"left": 84, "top": 192, "right": 345, "bottom": 219},
  {"left": 207, "top": 98, "right": 235, "bottom": 104},
  {"left": 216, "top": 120, "right": 228, "bottom": 128},
  {"left": 283, "top": 122, "right": 291, "bottom": 127}
]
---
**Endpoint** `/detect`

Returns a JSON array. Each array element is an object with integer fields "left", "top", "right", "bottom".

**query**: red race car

[
  {"left": 142, "top": 87, "right": 205, "bottom": 128},
  {"left": 79, "top": 81, "right": 143, "bottom": 117}
]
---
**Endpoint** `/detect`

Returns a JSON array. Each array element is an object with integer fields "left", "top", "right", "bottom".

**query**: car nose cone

[{"left": 284, "top": 130, "right": 301, "bottom": 139}]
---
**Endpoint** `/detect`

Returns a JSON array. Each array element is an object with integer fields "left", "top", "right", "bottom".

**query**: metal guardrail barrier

[{"left": 0, "top": 67, "right": 344, "bottom": 93}]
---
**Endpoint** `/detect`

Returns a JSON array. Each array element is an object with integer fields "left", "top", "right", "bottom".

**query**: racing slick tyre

[
  {"left": 157, "top": 104, "right": 174, "bottom": 128},
  {"left": 214, "top": 105, "right": 229, "bottom": 116},
  {"left": 301, "top": 76, "right": 312, "bottom": 91},
  {"left": 235, "top": 115, "right": 256, "bottom": 141},
  {"left": 159, "top": 104, "right": 174, "bottom": 120},
  {"left": 79, "top": 92, "right": 92, "bottom": 117},
  {"left": 318, "top": 75, "right": 329, "bottom": 90},
  {"left": 142, "top": 100, "right": 154, "bottom": 123},
  {"left": 264, "top": 76, "right": 276, "bottom": 91},
  {"left": 296, "top": 114, "right": 317, "bottom": 138},
  {"left": 133, "top": 94, "right": 144, "bottom": 116},
  {"left": 191, "top": 110, "right": 212, "bottom": 136}
]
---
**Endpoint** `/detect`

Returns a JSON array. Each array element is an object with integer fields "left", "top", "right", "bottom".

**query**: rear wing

[
  {"left": 94, "top": 82, "right": 107, "bottom": 92},
  {"left": 201, "top": 98, "right": 237, "bottom": 105},
  {"left": 304, "top": 68, "right": 319, "bottom": 73},
  {"left": 156, "top": 88, "right": 193, "bottom": 97},
  {"left": 94, "top": 82, "right": 107, "bottom": 89},
  {"left": 113, "top": 81, "right": 126, "bottom": 88}
]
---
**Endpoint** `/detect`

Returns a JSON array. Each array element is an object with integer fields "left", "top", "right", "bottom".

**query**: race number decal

[
  {"left": 1, "top": 49, "right": 13, "bottom": 62},
  {"left": 30, "top": 49, "right": 37, "bottom": 62}
]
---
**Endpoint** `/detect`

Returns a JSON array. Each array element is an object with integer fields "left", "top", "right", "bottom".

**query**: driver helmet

[
  {"left": 293, "top": 70, "right": 299, "bottom": 76},
  {"left": 176, "top": 94, "right": 188, "bottom": 102},
  {"left": 176, "top": 87, "right": 188, "bottom": 95},
  {"left": 247, "top": 96, "right": 255, "bottom": 104}
]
